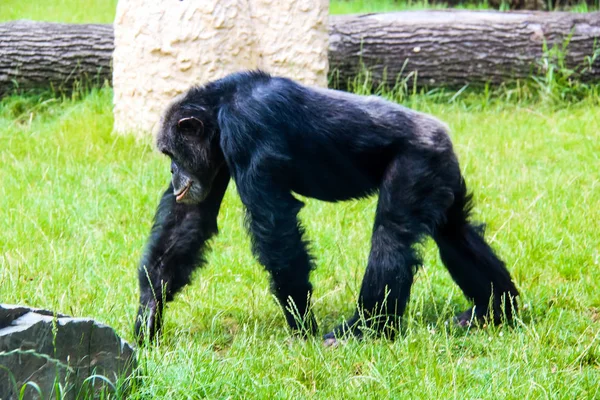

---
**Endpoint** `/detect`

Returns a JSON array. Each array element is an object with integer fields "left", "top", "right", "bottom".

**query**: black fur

[{"left": 134, "top": 71, "right": 519, "bottom": 343}]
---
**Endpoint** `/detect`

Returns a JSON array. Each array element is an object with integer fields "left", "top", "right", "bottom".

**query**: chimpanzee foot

[
  {"left": 323, "top": 327, "right": 354, "bottom": 347},
  {"left": 323, "top": 336, "right": 340, "bottom": 347},
  {"left": 322, "top": 314, "right": 366, "bottom": 346},
  {"left": 286, "top": 311, "right": 318, "bottom": 339},
  {"left": 134, "top": 299, "right": 163, "bottom": 346},
  {"left": 453, "top": 307, "right": 480, "bottom": 327},
  {"left": 323, "top": 312, "right": 401, "bottom": 346},
  {"left": 454, "top": 303, "right": 515, "bottom": 328}
]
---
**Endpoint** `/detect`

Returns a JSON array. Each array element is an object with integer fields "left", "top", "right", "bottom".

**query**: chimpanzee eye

[{"left": 177, "top": 117, "right": 204, "bottom": 135}]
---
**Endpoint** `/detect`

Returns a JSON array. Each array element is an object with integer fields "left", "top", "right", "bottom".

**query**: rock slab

[{"left": 0, "top": 304, "right": 135, "bottom": 399}]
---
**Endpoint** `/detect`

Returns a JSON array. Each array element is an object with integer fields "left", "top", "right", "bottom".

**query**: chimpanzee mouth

[{"left": 175, "top": 182, "right": 192, "bottom": 202}]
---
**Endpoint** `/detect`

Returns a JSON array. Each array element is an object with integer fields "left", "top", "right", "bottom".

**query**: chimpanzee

[{"left": 134, "top": 70, "right": 518, "bottom": 344}]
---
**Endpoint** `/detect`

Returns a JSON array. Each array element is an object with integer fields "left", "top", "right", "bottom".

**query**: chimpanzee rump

[{"left": 134, "top": 71, "right": 518, "bottom": 343}]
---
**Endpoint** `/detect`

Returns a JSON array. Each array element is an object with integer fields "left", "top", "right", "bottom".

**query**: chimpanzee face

[{"left": 156, "top": 97, "right": 225, "bottom": 204}]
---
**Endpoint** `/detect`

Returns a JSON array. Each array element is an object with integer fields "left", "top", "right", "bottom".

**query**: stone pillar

[
  {"left": 251, "top": 0, "right": 329, "bottom": 87},
  {"left": 113, "top": 0, "right": 329, "bottom": 135}
]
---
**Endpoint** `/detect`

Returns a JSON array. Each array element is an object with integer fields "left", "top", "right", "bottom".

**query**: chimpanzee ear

[{"left": 177, "top": 117, "right": 204, "bottom": 135}]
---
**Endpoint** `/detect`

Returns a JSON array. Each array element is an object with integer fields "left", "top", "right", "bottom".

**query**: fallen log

[
  {"left": 0, "top": 20, "right": 113, "bottom": 94},
  {"left": 1, "top": 11, "right": 599, "bottom": 94},
  {"left": 329, "top": 10, "right": 600, "bottom": 88}
]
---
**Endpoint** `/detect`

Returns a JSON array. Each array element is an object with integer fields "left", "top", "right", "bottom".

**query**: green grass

[
  {"left": 0, "top": 0, "right": 412, "bottom": 23},
  {"left": 0, "top": 0, "right": 118, "bottom": 23},
  {"left": 1, "top": 0, "right": 599, "bottom": 398},
  {"left": 0, "top": 0, "right": 431, "bottom": 23},
  {"left": 329, "top": 0, "right": 599, "bottom": 13},
  {"left": 0, "top": 0, "right": 489, "bottom": 23},
  {"left": 0, "top": 0, "right": 419, "bottom": 22},
  {"left": 1, "top": 0, "right": 596, "bottom": 24},
  {"left": 330, "top": 0, "right": 450, "bottom": 14},
  {"left": 1, "top": 86, "right": 599, "bottom": 398}
]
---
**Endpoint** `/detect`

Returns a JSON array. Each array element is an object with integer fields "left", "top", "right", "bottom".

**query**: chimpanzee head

[{"left": 156, "top": 92, "right": 225, "bottom": 204}]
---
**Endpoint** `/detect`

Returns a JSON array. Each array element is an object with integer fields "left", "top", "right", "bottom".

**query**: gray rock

[{"left": 0, "top": 304, "right": 136, "bottom": 399}]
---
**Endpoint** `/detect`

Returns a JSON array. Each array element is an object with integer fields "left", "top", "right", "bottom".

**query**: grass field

[
  {"left": 0, "top": 0, "right": 441, "bottom": 23},
  {"left": 1, "top": 87, "right": 599, "bottom": 398},
  {"left": 1, "top": 0, "right": 599, "bottom": 399},
  {"left": 0, "top": 0, "right": 596, "bottom": 23}
]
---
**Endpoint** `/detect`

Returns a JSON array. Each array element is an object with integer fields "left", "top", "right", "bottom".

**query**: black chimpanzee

[{"left": 134, "top": 71, "right": 519, "bottom": 344}]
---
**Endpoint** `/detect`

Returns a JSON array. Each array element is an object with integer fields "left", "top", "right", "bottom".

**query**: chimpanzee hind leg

[
  {"left": 135, "top": 168, "right": 229, "bottom": 344},
  {"left": 433, "top": 179, "right": 519, "bottom": 326},
  {"left": 324, "top": 152, "right": 455, "bottom": 341}
]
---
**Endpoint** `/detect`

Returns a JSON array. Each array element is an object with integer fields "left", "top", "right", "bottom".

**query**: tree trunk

[
  {"left": 0, "top": 20, "right": 113, "bottom": 95},
  {"left": 1, "top": 11, "right": 599, "bottom": 94},
  {"left": 329, "top": 10, "right": 600, "bottom": 88}
]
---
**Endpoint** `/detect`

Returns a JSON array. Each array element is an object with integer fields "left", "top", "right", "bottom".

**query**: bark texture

[
  {"left": 329, "top": 11, "right": 600, "bottom": 88},
  {"left": 0, "top": 20, "right": 113, "bottom": 94},
  {"left": 1, "top": 11, "right": 599, "bottom": 94}
]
